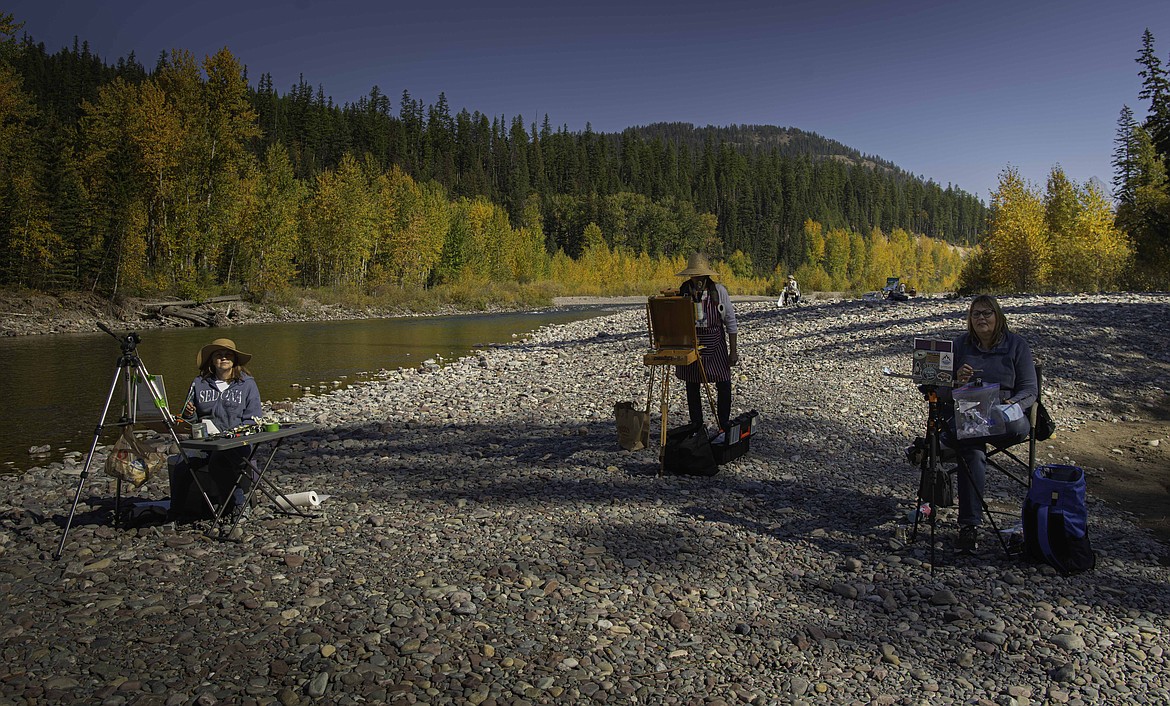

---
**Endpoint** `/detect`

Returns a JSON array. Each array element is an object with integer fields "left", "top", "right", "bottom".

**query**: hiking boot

[{"left": 956, "top": 525, "right": 978, "bottom": 553}]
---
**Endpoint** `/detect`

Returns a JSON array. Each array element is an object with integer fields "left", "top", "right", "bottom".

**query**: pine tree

[
  {"left": 1113, "top": 105, "right": 1139, "bottom": 204},
  {"left": 1136, "top": 29, "right": 1170, "bottom": 166}
]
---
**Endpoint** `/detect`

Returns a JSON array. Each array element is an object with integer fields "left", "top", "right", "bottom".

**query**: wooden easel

[{"left": 643, "top": 296, "right": 717, "bottom": 475}]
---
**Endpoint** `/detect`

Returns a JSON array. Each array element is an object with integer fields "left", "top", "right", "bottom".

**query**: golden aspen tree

[
  {"left": 913, "top": 235, "right": 934, "bottom": 289},
  {"left": 78, "top": 79, "right": 155, "bottom": 293},
  {"left": 847, "top": 231, "right": 866, "bottom": 290},
  {"left": 987, "top": 168, "right": 1049, "bottom": 292},
  {"left": 888, "top": 228, "right": 914, "bottom": 278},
  {"left": 803, "top": 218, "right": 825, "bottom": 266},
  {"left": 1070, "top": 181, "right": 1132, "bottom": 291},
  {"left": 864, "top": 227, "right": 895, "bottom": 291},
  {"left": 1044, "top": 167, "right": 1084, "bottom": 291},
  {"left": 384, "top": 178, "right": 450, "bottom": 289},
  {"left": 235, "top": 145, "right": 303, "bottom": 294},
  {"left": 152, "top": 51, "right": 210, "bottom": 287},
  {"left": 508, "top": 194, "right": 550, "bottom": 284},
  {"left": 824, "top": 228, "right": 851, "bottom": 289},
  {"left": 301, "top": 154, "right": 376, "bottom": 287}
]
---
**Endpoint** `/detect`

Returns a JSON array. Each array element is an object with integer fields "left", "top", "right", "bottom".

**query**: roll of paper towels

[{"left": 276, "top": 491, "right": 327, "bottom": 510}]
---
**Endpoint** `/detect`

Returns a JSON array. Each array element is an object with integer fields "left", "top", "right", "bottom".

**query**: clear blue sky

[{"left": 7, "top": 0, "right": 1168, "bottom": 202}]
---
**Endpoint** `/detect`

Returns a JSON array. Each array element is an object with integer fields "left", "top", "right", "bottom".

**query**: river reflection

[{"left": 0, "top": 310, "right": 603, "bottom": 471}]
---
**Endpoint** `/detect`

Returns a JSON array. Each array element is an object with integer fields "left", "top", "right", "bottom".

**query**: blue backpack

[{"left": 1022, "top": 465, "right": 1096, "bottom": 574}]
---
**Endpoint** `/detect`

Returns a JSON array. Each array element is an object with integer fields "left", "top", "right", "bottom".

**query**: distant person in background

[
  {"left": 169, "top": 338, "right": 263, "bottom": 521},
  {"left": 947, "top": 295, "right": 1036, "bottom": 552},
  {"left": 675, "top": 253, "right": 738, "bottom": 442},
  {"left": 781, "top": 275, "right": 800, "bottom": 306}
]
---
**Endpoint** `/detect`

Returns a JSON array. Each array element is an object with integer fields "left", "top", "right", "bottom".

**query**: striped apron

[{"left": 675, "top": 287, "right": 731, "bottom": 384}]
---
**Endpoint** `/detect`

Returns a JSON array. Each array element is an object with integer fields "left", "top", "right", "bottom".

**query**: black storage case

[{"left": 711, "top": 410, "right": 758, "bottom": 465}]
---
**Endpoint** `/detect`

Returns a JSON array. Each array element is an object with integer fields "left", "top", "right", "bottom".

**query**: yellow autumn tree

[
  {"left": 986, "top": 167, "right": 1048, "bottom": 292},
  {"left": 78, "top": 78, "right": 157, "bottom": 293},
  {"left": 371, "top": 166, "right": 450, "bottom": 289},
  {"left": 300, "top": 154, "right": 376, "bottom": 287},
  {"left": 823, "top": 228, "right": 851, "bottom": 289},
  {"left": 1064, "top": 181, "right": 1132, "bottom": 291},
  {"left": 803, "top": 218, "right": 825, "bottom": 267},
  {"left": 234, "top": 145, "right": 303, "bottom": 295},
  {"left": 864, "top": 227, "right": 895, "bottom": 290}
]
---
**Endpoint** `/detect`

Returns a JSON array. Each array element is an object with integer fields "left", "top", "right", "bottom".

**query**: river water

[{"left": 0, "top": 309, "right": 607, "bottom": 472}]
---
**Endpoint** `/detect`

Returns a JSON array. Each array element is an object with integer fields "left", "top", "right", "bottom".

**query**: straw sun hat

[
  {"left": 676, "top": 253, "right": 718, "bottom": 280},
  {"left": 197, "top": 338, "right": 252, "bottom": 368}
]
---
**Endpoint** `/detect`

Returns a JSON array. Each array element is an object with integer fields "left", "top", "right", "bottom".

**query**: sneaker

[{"left": 956, "top": 525, "right": 978, "bottom": 553}]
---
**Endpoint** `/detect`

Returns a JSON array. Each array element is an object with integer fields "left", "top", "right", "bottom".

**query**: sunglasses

[{"left": 971, "top": 309, "right": 995, "bottom": 319}]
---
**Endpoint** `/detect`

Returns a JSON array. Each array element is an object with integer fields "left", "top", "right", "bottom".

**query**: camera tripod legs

[
  {"left": 56, "top": 361, "right": 128, "bottom": 560},
  {"left": 54, "top": 337, "right": 207, "bottom": 560}
]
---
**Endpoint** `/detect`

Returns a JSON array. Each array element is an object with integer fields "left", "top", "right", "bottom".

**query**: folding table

[{"left": 180, "top": 422, "right": 317, "bottom": 538}]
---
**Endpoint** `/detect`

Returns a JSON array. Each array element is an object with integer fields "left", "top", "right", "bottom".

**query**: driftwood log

[{"left": 145, "top": 295, "right": 240, "bottom": 327}]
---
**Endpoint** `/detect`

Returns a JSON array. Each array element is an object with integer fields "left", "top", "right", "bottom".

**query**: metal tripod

[
  {"left": 54, "top": 323, "right": 208, "bottom": 560},
  {"left": 885, "top": 367, "right": 1017, "bottom": 573}
]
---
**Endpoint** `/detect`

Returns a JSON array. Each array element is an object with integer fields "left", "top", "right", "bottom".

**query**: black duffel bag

[{"left": 663, "top": 423, "right": 718, "bottom": 476}]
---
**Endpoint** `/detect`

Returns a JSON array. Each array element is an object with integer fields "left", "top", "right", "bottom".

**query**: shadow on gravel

[
  {"left": 299, "top": 410, "right": 917, "bottom": 568},
  {"left": 746, "top": 295, "right": 1170, "bottom": 390},
  {"left": 45, "top": 492, "right": 150, "bottom": 530},
  {"left": 267, "top": 397, "right": 1170, "bottom": 608}
]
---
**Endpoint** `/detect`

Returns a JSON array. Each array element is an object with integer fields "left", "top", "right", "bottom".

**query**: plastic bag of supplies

[{"left": 104, "top": 427, "right": 168, "bottom": 487}]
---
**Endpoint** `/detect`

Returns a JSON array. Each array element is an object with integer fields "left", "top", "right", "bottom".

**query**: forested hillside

[{"left": 0, "top": 18, "right": 982, "bottom": 297}]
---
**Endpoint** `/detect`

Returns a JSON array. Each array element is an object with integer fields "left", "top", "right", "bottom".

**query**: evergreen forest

[{"left": 1, "top": 14, "right": 1164, "bottom": 301}]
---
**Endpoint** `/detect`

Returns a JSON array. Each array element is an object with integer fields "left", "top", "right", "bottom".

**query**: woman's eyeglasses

[{"left": 971, "top": 309, "right": 995, "bottom": 319}]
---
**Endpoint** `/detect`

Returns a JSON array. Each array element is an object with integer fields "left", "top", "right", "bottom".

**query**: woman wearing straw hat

[
  {"left": 169, "top": 338, "right": 263, "bottom": 520},
  {"left": 676, "top": 253, "right": 738, "bottom": 442}
]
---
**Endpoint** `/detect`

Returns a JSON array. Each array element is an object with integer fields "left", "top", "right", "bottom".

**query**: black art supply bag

[
  {"left": 663, "top": 423, "right": 718, "bottom": 476},
  {"left": 917, "top": 465, "right": 954, "bottom": 507},
  {"left": 614, "top": 401, "right": 650, "bottom": 451},
  {"left": 1035, "top": 401, "right": 1056, "bottom": 441},
  {"left": 104, "top": 427, "right": 167, "bottom": 487}
]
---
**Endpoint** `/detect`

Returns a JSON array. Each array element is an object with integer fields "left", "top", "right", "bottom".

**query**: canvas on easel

[
  {"left": 911, "top": 338, "right": 955, "bottom": 387},
  {"left": 644, "top": 296, "right": 699, "bottom": 365},
  {"left": 641, "top": 295, "right": 716, "bottom": 474},
  {"left": 131, "top": 374, "right": 169, "bottom": 422}
]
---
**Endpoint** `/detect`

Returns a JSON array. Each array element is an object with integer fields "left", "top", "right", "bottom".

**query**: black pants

[
  {"left": 168, "top": 448, "right": 252, "bottom": 520},
  {"left": 686, "top": 380, "right": 731, "bottom": 432}
]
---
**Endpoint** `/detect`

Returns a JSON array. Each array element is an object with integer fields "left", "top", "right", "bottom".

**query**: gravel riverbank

[{"left": 2, "top": 293, "right": 1169, "bottom": 705}]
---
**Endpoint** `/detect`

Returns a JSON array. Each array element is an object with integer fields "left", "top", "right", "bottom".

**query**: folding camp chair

[
  {"left": 983, "top": 363, "right": 1045, "bottom": 486},
  {"left": 945, "top": 362, "right": 1045, "bottom": 554}
]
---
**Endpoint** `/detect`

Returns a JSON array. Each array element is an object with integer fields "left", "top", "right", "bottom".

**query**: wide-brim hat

[
  {"left": 197, "top": 338, "right": 252, "bottom": 368},
  {"left": 676, "top": 253, "right": 718, "bottom": 280}
]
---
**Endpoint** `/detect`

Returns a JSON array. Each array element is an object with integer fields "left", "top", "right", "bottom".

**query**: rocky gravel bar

[{"left": 2, "top": 293, "right": 1169, "bottom": 705}]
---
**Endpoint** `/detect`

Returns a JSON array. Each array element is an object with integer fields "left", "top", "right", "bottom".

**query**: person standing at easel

[{"left": 675, "top": 253, "right": 738, "bottom": 443}]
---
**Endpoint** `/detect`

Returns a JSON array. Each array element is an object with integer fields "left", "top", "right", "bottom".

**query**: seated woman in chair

[
  {"left": 168, "top": 338, "right": 263, "bottom": 521},
  {"left": 948, "top": 295, "right": 1037, "bottom": 552}
]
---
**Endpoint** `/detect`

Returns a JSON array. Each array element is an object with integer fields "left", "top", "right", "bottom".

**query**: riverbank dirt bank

[
  {"left": 0, "top": 292, "right": 787, "bottom": 336},
  {"left": 1, "top": 293, "right": 1168, "bottom": 703},
  {"left": 0, "top": 291, "right": 456, "bottom": 337}
]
